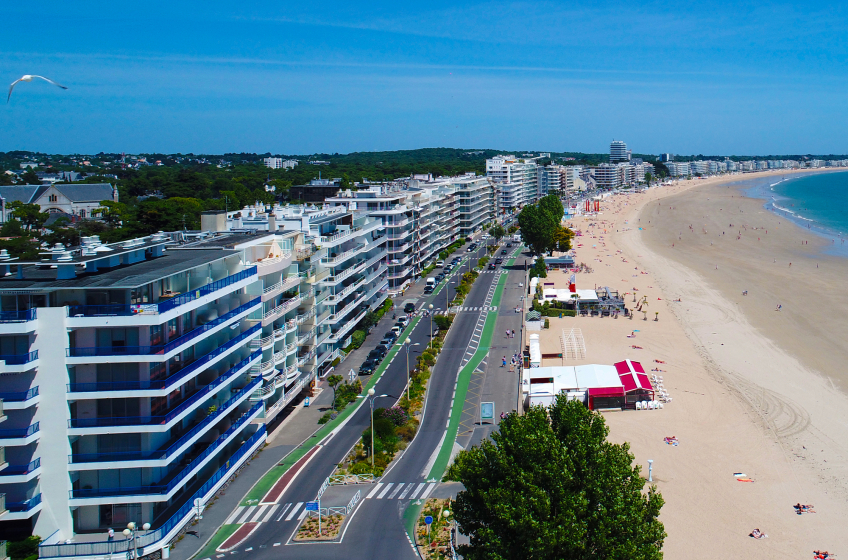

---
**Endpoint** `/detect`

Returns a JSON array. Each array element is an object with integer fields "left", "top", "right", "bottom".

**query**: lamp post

[
  {"left": 428, "top": 304, "right": 434, "bottom": 349},
  {"left": 403, "top": 338, "right": 420, "bottom": 400},
  {"left": 357, "top": 389, "right": 390, "bottom": 471},
  {"left": 122, "top": 522, "right": 150, "bottom": 560}
]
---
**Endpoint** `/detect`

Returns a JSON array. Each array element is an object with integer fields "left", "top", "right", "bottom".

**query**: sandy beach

[{"left": 533, "top": 170, "right": 848, "bottom": 558}]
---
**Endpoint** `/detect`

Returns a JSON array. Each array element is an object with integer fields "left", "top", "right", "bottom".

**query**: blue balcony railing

[
  {"left": 0, "top": 309, "right": 36, "bottom": 323},
  {"left": 71, "top": 401, "right": 263, "bottom": 498},
  {"left": 67, "top": 298, "right": 260, "bottom": 357},
  {"left": 67, "top": 267, "right": 258, "bottom": 318},
  {"left": 67, "top": 329, "right": 260, "bottom": 393},
  {"left": 0, "top": 351, "right": 38, "bottom": 365},
  {"left": 69, "top": 368, "right": 261, "bottom": 464},
  {"left": 0, "top": 422, "right": 39, "bottom": 439},
  {"left": 7, "top": 493, "right": 41, "bottom": 512},
  {"left": 1, "top": 458, "right": 40, "bottom": 475},
  {"left": 0, "top": 387, "right": 39, "bottom": 402},
  {"left": 69, "top": 375, "right": 261, "bottom": 429}
]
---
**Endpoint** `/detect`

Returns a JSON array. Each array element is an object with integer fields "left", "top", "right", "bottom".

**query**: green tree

[
  {"left": 517, "top": 194, "right": 564, "bottom": 255},
  {"left": 327, "top": 374, "right": 343, "bottom": 411},
  {"left": 20, "top": 168, "right": 40, "bottom": 185},
  {"left": 488, "top": 225, "right": 506, "bottom": 241},
  {"left": 7, "top": 201, "right": 48, "bottom": 231},
  {"left": 644, "top": 172, "right": 653, "bottom": 187},
  {"left": 93, "top": 200, "right": 129, "bottom": 227},
  {"left": 447, "top": 397, "right": 665, "bottom": 560},
  {"left": 552, "top": 225, "right": 574, "bottom": 253}
]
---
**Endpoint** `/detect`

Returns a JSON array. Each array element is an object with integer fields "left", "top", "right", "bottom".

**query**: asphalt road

[{"left": 225, "top": 239, "right": 506, "bottom": 558}]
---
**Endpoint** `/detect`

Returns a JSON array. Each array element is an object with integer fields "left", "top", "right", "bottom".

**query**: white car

[{"left": 436, "top": 260, "right": 444, "bottom": 267}]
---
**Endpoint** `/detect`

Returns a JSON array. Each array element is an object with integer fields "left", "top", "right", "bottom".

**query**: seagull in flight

[{"left": 8, "top": 75, "right": 68, "bottom": 103}]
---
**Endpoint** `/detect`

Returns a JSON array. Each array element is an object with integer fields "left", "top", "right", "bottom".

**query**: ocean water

[{"left": 740, "top": 171, "right": 848, "bottom": 255}]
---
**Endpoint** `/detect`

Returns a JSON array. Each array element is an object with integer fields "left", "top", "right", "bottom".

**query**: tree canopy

[
  {"left": 517, "top": 194, "right": 572, "bottom": 255},
  {"left": 446, "top": 397, "right": 665, "bottom": 560}
]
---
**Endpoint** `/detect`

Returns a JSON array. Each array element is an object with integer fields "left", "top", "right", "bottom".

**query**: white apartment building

[
  {"left": 590, "top": 164, "right": 622, "bottom": 190},
  {"left": 0, "top": 233, "right": 272, "bottom": 557},
  {"left": 610, "top": 140, "right": 630, "bottom": 163},
  {"left": 486, "top": 156, "right": 538, "bottom": 212},
  {"left": 263, "top": 158, "right": 298, "bottom": 170},
  {"left": 537, "top": 165, "right": 562, "bottom": 198}
]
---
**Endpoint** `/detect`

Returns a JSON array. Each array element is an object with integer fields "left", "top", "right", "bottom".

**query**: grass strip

[{"left": 193, "top": 524, "right": 239, "bottom": 559}]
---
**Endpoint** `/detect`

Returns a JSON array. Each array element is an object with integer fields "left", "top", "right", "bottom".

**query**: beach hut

[{"left": 614, "top": 360, "right": 655, "bottom": 408}]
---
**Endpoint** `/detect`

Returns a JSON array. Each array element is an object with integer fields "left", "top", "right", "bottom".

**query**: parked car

[
  {"left": 397, "top": 315, "right": 410, "bottom": 326},
  {"left": 360, "top": 358, "right": 379, "bottom": 375},
  {"left": 383, "top": 331, "right": 398, "bottom": 343},
  {"left": 373, "top": 344, "right": 389, "bottom": 357},
  {"left": 436, "top": 260, "right": 445, "bottom": 267},
  {"left": 424, "top": 286, "right": 434, "bottom": 294}
]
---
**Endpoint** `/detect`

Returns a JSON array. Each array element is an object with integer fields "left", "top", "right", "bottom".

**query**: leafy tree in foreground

[
  {"left": 7, "top": 202, "right": 48, "bottom": 231},
  {"left": 446, "top": 397, "right": 665, "bottom": 560},
  {"left": 518, "top": 194, "right": 570, "bottom": 255}
]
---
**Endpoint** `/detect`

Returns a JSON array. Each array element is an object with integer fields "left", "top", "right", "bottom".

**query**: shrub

[
  {"left": 350, "top": 330, "right": 366, "bottom": 349},
  {"left": 318, "top": 411, "right": 335, "bottom": 424},
  {"left": 421, "top": 352, "right": 435, "bottom": 366},
  {"left": 9, "top": 537, "right": 41, "bottom": 560},
  {"left": 330, "top": 357, "right": 341, "bottom": 367},
  {"left": 381, "top": 406, "right": 410, "bottom": 427},
  {"left": 434, "top": 315, "right": 453, "bottom": 330},
  {"left": 544, "top": 318, "right": 550, "bottom": 329},
  {"left": 396, "top": 424, "right": 416, "bottom": 441}
]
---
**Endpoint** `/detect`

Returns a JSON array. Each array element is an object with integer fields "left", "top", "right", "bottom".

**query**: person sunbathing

[{"left": 749, "top": 528, "right": 766, "bottom": 539}]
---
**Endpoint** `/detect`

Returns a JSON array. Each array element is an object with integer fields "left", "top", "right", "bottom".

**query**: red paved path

[
  {"left": 261, "top": 445, "right": 321, "bottom": 504},
  {"left": 218, "top": 522, "right": 258, "bottom": 551}
]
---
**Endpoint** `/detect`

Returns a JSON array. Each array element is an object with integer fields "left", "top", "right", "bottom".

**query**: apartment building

[
  {"left": 590, "top": 164, "right": 623, "bottom": 190},
  {"left": 537, "top": 165, "right": 562, "bottom": 198},
  {"left": 610, "top": 140, "right": 630, "bottom": 163},
  {"left": 263, "top": 158, "right": 297, "bottom": 170},
  {"left": 0, "top": 233, "right": 267, "bottom": 551},
  {"left": 486, "top": 156, "right": 537, "bottom": 210}
]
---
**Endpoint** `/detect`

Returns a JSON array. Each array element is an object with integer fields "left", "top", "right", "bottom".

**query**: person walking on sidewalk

[{"left": 502, "top": 356, "right": 507, "bottom": 368}]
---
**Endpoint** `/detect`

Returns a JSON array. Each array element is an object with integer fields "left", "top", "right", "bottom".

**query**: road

[{"left": 204, "top": 236, "right": 528, "bottom": 559}]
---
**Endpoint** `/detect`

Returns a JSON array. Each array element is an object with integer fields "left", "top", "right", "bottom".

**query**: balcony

[
  {"left": 67, "top": 373, "right": 261, "bottom": 434},
  {"left": 69, "top": 401, "right": 263, "bottom": 501},
  {"left": 68, "top": 371, "right": 260, "bottom": 468},
  {"left": 0, "top": 387, "right": 39, "bottom": 410},
  {"left": 0, "top": 351, "right": 39, "bottom": 373},
  {"left": 320, "top": 243, "right": 365, "bottom": 267},
  {"left": 327, "top": 309, "right": 367, "bottom": 343},
  {"left": 66, "top": 326, "right": 260, "bottom": 397},
  {"left": 67, "top": 298, "right": 260, "bottom": 360},
  {"left": 0, "top": 422, "right": 39, "bottom": 446},
  {"left": 285, "top": 319, "right": 297, "bottom": 333},
  {"left": 261, "top": 295, "right": 301, "bottom": 326},
  {"left": 0, "top": 309, "right": 37, "bottom": 334},
  {"left": 67, "top": 267, "right": 258, "bottom": 320},
  {"left": 0, "top": 458, "right": 41, "bottom": 483},
  {"left": 5, "top": 493, "right": 42, "bottom": 520}
]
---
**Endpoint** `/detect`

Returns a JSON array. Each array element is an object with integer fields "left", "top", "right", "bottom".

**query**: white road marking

[
  {"left": 236, "top": 507, "right": 255, "bottom": 524},
  {"left": 398, "top": 484, "right": 414, "bottom": 500},
  {"left": 261, "top": 504, "right": 280, "bottom": 523},
  {"left": 421, "top": 483, "right": 437, "bottom": 500},
  {"left": 225, "top": 507, "right": 245, "bottom": 525},
  {"left": 376, "top": 483, "right": 394, "bottom": 499},
  {"left": 249, "top": 505, "right": 268, "bottom": 523},
  {"left": 298, "top": 508, "right": 308, "bottom": 520},
  {"left": 285, "top": 502, "right": 303, "bottom": 521},
  {"left": 387, "top": 483, "right": 405, "bottom": 499},
  {"left": 276, "top": 503, "right": 292, "bottom": 521},
  {"left": 410, "top": 483, "right": 427, "bottom": 499},
  {"left": 366, "top": 483, "right": 384, "bottom": 499}
]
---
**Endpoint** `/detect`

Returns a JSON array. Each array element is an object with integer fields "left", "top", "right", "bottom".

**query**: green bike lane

[{"left": 403, "top": 251, "right": 517, "bottom": 536}]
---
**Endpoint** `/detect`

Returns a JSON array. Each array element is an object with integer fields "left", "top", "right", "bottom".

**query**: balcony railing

[
  {"left": 0, "top": 351, "right": 38, "bottom": 366},
  {"left": 70, "top": 401, "right": 263, "bottom": 498},
  {"left": 68, "top": 368, "right": 260, "bottom": 429},
  {"left": 0, "top": 387, "right": 38, "bottom": 402},
  {"left": 68, "top": 369, "right": 260, "bottom": 464},
  {"left": 68, "top": 299, "right": 260, "bottom": 357},
  {"left": 67, "top": 267, "right": 258, "bottom": 317},
  {"left": 0, "top": 309, "right": 36, "bottom": 323},
  {"left": 42, "top": 426, "right": 267, "bottom": 558},
  {"left": 1, "top": 458, "right": 40, "bottom": 476},
  {"left": 7, "top": 493, "right": 41, "bottom": 512},
  {"left": 0, "top": 422, "right": 39, "bottom": 439},
  {"left": 67, "top": 328, "right": 260, "bottom": 394}
]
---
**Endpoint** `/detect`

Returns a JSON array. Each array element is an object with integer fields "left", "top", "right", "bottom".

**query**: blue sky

[{"left": 2, "top": 0, "right": 847, "bottom": 155}]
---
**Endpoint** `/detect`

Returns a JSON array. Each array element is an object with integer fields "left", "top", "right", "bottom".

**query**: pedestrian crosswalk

[
  {"left": 445, "top": 306, "right": 497, "bottom": 313},
  {"left": 365, "top": 482, "right": 437, "bottom": 501},
  {"left": 223, "top": 482, "right": 438, "bottom": 526},
  {"left": 224, "top": 502, "right": 309, "bottom": 525}
]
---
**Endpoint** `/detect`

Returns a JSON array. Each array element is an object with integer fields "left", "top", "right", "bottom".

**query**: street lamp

[
  {"left": 402, "top": 338, "right": 420, "bottom": 400},
  {"left": 122, "top": 522, "right": 150, "bottom": 560},
  {"left": 356, "top": 389, "right": 390, "bottom": 471},
  {"left": 428, "top": 304, "right": 434, "bottom": 349}
]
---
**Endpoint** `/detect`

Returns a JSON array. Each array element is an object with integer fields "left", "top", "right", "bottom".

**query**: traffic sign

[
  {"left": 424, "top": 515, "right": 433, "bottom": 525},
  {"left": 480, "top": 402, "right": 495, "bottom": 424},
  {"left": 305, "top": 501, "right": 319, "bottom": 511}
]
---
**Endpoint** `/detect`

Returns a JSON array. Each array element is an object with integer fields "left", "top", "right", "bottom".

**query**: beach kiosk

[
  {"left": 615, "top": 360, "right": 655, "bottom": 408},
  {"left": 529, "top": 334, "right": 541, "bottom": 368}
]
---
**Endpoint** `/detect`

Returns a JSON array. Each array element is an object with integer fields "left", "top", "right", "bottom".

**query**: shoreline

[{"left": 539, "top": 169, "right": 847, "bottom": 557}]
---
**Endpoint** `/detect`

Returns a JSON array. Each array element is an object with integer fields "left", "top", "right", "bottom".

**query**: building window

[{"left": 100, "top": 503, "right": 142, "bottom": 528}]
